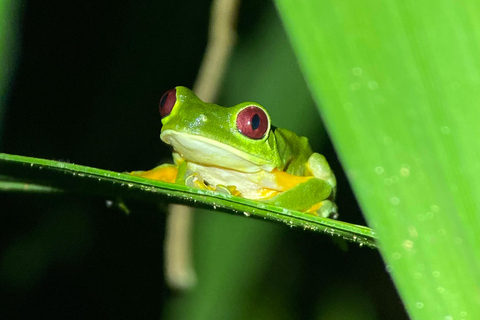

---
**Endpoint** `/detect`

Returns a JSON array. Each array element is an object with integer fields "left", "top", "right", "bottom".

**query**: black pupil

[
  {"left": 251, "top": 114, "right": 260, "bottom": 130},
  {"left": 160, "top": 92, "right": 169, "bottom": 108}
]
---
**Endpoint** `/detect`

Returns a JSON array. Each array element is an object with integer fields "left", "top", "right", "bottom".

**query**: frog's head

[{"left": 158, "top": 86, "right": 282, "bottom": 173}]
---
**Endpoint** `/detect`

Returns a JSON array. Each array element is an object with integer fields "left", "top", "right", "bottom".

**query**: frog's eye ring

[
  {"left": 236, "top": 106, "right": 269, "bottom": 140},
  {"left": 159, "top": 88, "right": 177, "bottom": 118}
]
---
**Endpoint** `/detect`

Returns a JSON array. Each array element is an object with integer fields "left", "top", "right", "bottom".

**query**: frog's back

[{"left": 273, "top": 127, "right": 313, "bottom": 176}]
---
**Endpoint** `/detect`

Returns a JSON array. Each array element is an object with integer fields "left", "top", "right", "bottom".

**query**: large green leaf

[{"left": 275, "top": 0, "right": 480, "bottom": 318}]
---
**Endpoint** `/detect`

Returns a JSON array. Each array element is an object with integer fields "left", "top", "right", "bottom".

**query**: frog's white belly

[
  {"left": 186, "top": 162, "right": 283, "bottom": 200},
  {"left": 162, "top": 130, "right": 276, "bottom": 173}
]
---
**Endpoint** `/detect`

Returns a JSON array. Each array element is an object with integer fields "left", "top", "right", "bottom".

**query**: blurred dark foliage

[{"left": 0, "top": 0, "right": 407, "bottom": 319}]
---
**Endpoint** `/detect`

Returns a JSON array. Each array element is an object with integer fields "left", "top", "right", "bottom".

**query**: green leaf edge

[{"left": 0, "top": 152, "right": 377, "bottom": 248}]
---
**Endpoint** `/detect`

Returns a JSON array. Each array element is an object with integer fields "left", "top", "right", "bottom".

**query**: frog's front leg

[
  {"left": 185, "top": 173, "right": 241, "bottom": 196},
  {"left": 264, "top": 174, "right": 336, "bottom": 217},
  {"left": 306, "top": 153, "right": 337, "bottom": 198},
  {"left": 264, "top": 156, "right": 338, "bottom": 218},
  {"left": 305, "top": 153, "right": 338, "bottom": 218},
  {"left": 308, "top": 199, "right": 338, "bottom": 219},
  {"left": 130, "top": 163, "right": 178, "bottom": 183}
]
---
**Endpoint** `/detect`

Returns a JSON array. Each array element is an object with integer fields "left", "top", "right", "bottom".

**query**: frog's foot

[
  {"left": 130, "top": 164, "right": 178, "bottom": 183},
  {"left": 185, "top": 174, "right": 241, "bottom": 196},
  {"left": 308, "top": 200, "right": 339, "bottom": 219},
  {"left": 214, "top": 185, "right": 241, "bottom": 196},
  {"left": 185, "top": 173, "right": 213, "bottom": 190}
]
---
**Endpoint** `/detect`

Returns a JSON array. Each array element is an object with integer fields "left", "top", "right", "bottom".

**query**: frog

[{"left": 131, "top": 86, "right": 338, "bottom": 218}]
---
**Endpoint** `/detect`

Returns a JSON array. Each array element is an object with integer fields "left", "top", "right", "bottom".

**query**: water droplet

[
  {"left": 368, "top": 81, "right": 378, "bottom": 90},
  {"left": 384, "top": 178, "right": 393, "bottom": 186},
  {"left": 400, "top": 164, "right": 411, "bottom": 177},
  {"left": 350, "top": 82, "right": 361, "bottom": 91},
  {"left": 432, "top": 271, "right": 440, "bottom": 277},
  {"left": 444, "top": 316, "right": 453, "bottom": 320},
  {"left": 243, "top": 212, "right": 250, "bottom": 217},
  {"left": 392, "top": 252, "right": 401, "bottom": 260},
  {"left": 430, "top": 205, "right": 440, "bottom": 212},
  {"left": 390, "top": 197, "right": 400, "bottom": 205},
  {"left": 105, "top": 200, "right": 113, "bottom": 207},
  {"left": 415, "top": 302, "right": 424, "bottom": 309},
  {"left": 402, "top": 240, "right": 414, "bottom": 250},
  {"left": 440, "top": 126, "right": 451, "bottom": 135},
  {"left": 352, "top": 67, "right": 363, "bottom": 76},
  {"left": 437, "top": 286, "right": 445, "bottom": 293},
  {"left": 408, "top": 226, "right": 418, "bottom": 238},
  {"left": 374, "top": 166, "right": 384, "bottom": 175}
]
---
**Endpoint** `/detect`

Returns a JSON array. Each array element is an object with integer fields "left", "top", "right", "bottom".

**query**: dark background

[{"left": 0, "top": 0, "right": 408, "bottom": 319}]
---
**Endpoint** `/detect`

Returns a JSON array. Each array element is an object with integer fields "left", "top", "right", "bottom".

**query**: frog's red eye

[
  {"left": 236, "top": 106, "right": 269, "bottom": 139},
  {"left": 159, "top": 88, "right": 177, "bottom": 118}
]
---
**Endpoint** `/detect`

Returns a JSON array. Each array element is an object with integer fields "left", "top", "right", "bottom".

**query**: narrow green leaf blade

[{"left": 0, "top": 152, "right": 377, "bottom": 247}]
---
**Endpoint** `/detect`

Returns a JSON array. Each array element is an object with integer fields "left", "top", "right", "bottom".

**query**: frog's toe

[
  {"left": 215, "top": 185, "right": 241, "bottom": 196},
  {"left": 185, "top": 173, "right": 210, "bottom": 190},
  {"left": 215, "top": 185, "right": 232, "bottom": 195},
  {"left": 317, "top": 200, "right": 339, "bottom": 219}
]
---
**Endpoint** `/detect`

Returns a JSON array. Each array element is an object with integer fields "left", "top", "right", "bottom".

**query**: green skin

[{"left": 159, "top": 86, "right": 337, "bottom": 218}]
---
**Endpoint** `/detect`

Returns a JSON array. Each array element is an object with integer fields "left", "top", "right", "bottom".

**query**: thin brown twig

[{"left": 164, "top": 0, "right": 241, "bottom": 290}]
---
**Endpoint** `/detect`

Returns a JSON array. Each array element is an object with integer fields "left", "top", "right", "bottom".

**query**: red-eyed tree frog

[{"left": 132, "top": 86, "right": 338, "bottom": 218}]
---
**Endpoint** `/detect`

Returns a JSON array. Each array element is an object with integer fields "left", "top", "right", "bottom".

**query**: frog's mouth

[{"left": 161, "top": 130, "right": 275, "bottom": 173}]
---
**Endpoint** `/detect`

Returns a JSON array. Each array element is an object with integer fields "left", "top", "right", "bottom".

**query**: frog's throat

[{"left": 161, "top": 130, "right": 276, "bottom": 173}]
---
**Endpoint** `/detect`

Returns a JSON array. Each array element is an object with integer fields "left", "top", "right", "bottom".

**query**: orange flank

[
  {"left": 306, "top": 202, "right": 321, "bottom": 213},
  {"left": 130, "top": 165, "right": 178, "bottom": 183},
  {"left": 273, "top": 169, "right": 312, "bottom": 191}
]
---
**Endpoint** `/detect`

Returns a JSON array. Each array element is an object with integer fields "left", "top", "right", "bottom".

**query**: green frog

[{"left": 132, "top": 86, "right": 337, "bottom": 218}]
